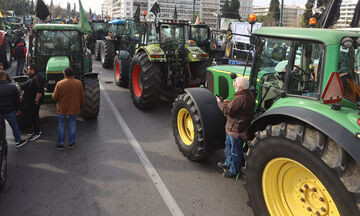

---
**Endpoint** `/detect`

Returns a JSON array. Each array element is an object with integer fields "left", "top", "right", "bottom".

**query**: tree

[
  {"left": 221, "top": 0, "right": 241, "bottom": 20},
  {"left": 268, "top": 0, "right": 280, "bottom": 26},
  {"left": 66, "top": 2, "right": 71, "bottom": 14}
]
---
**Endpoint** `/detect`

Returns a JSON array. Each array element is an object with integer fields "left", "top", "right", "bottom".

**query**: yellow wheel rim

[
  {"left": 177, "top": 108, "right": 194, "bottom": 146},
  {"left": 225, "top": 43, "right": 231, "bottom": 57},
  {"left": 262, "top": 157, "right": 340, "bottom": 216}
]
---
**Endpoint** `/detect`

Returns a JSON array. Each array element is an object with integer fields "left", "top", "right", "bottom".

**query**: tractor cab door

[{"left": 250, "top": 36, "right": 325, "bottom": 113}]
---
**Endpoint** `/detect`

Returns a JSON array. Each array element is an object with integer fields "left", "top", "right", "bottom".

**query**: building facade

[
  {"left": 335, "top": 0, "right": 357, "bottom": 28},
  {"left": 253, "top": 5, "right": 305, "bottom": 27}
]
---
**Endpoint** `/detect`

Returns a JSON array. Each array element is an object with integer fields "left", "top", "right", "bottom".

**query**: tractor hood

[
  {"left": 187, "top": 46, "right": 208, "bottom": 62},
  {"left": 46, "top": 56, "right": 70, "bottom": 72}
]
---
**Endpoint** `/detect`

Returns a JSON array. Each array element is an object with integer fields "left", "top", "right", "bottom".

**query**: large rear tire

[
  {"left": 94, "top": 40, "right": 101, "bottom": 61},
  {"left": 245, "top": 123, "right": 360, "bottom": 216},
  {"left": 171, "top": 93, "right": 208, "bottom": 160},
  {"left": 129, "top": 52, "right": 161, "bottom": 109},
  {"left": 0, "top": 36, "right": 12, "bottom": 69},
  {"left": 114, "top": 56, "right": 130, "bottom": 87},
  {"left": 82, "top": 77, "right": 100, "bottom": 119},
  {"left": 101, "top": 40, "right": 115, "bottom": 69}
]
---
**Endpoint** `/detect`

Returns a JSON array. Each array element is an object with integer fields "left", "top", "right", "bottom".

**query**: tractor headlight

[{"left": 192, "top": 54, "right": 197, "bottom": 58}]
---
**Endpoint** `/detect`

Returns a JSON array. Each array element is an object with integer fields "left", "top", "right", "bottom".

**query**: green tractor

[
  {"left": 128, "top": 19, "right": 210, "bottom": 109},
  {"left": 17, "top": 23, "right": 100, "bottom": 125},
  {"left": 113, "top": 19, "right": 142, "bottom": 87},
  {"left": 86, "top": 20, "right": 109, "bottom": 54},
  {"left": 172, "top": 27, "right": 360, "bottom": 215},
  {"left": 188, "top": 24, "right": 211, "bottom": 53},
  {"left": 95, "top": 19, "right": 125, "bottom": 69}
]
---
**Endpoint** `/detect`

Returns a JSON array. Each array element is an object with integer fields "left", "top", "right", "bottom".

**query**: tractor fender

[
  {"left": 83, "top": 72, "right": 99, "bottom": 79},
  {"left": 250, "top": 106, "right": 360, "bottom": 163},
  {"left": 0, "top": 30, "right": 6, "bottom": 46},
  {"left": 185, "top": 88, "right": 226, "bottom": 151},
  {"left": 118, "top": 50, "right": 130, "bottom": 60}
]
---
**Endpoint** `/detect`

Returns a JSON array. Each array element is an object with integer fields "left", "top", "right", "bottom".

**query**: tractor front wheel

[
  {"left": 101, "top": 40, "right": 115, "bottom": 69},
  {"left": 82, "top": 77, "right": 100, "bottom": 119},
  {"left": 114, "top": 56, "right": 130, "bottom": 87},
  {"left": 171, "top": 93, "right": 208, "bottom": 160},
  {"left": 245, "top": 123, "right": 360, "bottom": 216},
  {"left": 0, "top": 36, "right": 12, "bottom": 69},
  {"left": 94, "top": 40, "right": 102, "bottom": 61},
  {"left": 129, "top": 53, "right": 161, "bottom": 109}
]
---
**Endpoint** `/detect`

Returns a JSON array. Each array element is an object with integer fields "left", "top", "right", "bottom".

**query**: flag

[
  {"left": 351, "top": 0, "right": 360, "bottom": 27},
  {"left": 77, "top": 0, "right": 91, "bottom": 32},
  {"left": 134, "top": 5, "right": 140, "bottom": 21},
  {"left": 35, "top": 0, "right": 50, "bottom": 21},
  {"left": 319, "top": 0, "right": 342, "bottom": 28},
  {"left": 173, "top": 5, "right": 177, "bottom": 19},
  {"left": 150, "top": 2, "right": 160, "bottom": 17}
]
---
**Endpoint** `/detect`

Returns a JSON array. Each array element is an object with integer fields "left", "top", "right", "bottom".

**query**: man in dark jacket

[
  {"left": 13, "top": 39, "right": 26, "bottom": 76},
  {"left": 0, "top": 71, "right": 28, "bottom": 147},
  {"left": 217, "top": 77, "right": 255, "bottom": 178},
  {"left": 20, "top": 64, "right": 43, "bottom": 141}
]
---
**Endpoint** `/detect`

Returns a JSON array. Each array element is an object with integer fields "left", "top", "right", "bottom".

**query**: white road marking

[{"left": 99, "top": 80, "right": 184, "bottom": 216}]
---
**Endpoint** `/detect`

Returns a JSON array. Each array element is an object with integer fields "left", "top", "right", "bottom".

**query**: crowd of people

[{"left": 0, "top": 63, "right": 84, "bottom": 151}]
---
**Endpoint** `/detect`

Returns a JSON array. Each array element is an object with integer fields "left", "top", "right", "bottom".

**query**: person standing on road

[
  {"left": 52, "top": 67, "right": 84, "bottom": 151},
  {"left": 20, "top": 64, "right": 44, "bottom": 141},
  {"left": 216, "top": 77, "right": 255, "bottom": 178},
  {"left": 13, "top": 39, "right": 27, "bottom": 76},
  {"left": 0, "top": 71, "right": 28, "bottom": 147}
]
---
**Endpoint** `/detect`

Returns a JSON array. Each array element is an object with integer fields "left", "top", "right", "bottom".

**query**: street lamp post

[
  {"left": 279, "top": 0, "right": 284, "bottom": 27},
  {"left": 193, "top": 0, "right": 196, "bottom": 23},
  {"left": 22, "top": 0, "right": 26, "bottom": 24}
]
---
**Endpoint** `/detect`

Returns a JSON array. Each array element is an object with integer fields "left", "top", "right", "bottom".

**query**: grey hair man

[{"left": 216, "top": 76, "right": 255, "bottom": 178}]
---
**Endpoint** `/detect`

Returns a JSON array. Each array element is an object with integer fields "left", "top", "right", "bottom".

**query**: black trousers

[{"left": 31, "top": 103, "right": 41, "bottom": 134}]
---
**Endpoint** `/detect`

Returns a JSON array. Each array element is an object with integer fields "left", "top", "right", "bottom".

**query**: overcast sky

[{"left": 44, "top": 0, "right": 309, "bottom": 15}]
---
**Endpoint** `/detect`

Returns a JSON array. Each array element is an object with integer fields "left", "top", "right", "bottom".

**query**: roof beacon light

[
  {"left": 249, "top": 14, "right": 256, "bottom": 24},
  {"left": 309, "top": 17, "right": 317, "bottom": 26},
  {"left": 142, "top": 11, "right": 147, "bottom": 16}
]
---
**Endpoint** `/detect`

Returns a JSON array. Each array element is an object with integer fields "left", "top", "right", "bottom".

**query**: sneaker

[
  {"left": 217, "top": 162, "right": 229, "bottom": 170},
  {"left": 16, "top": 139, "right": 29, "bottom": 148},
  {"left": 68, "top": 143, "right": 75, "bottom": 149},
  {"left": 222, "top": 169, "right": 237, "bottom": 178},
  {"left": 56, "top": 145, "right": 65, "bottom": 151},
  {"left": 28, "top": 133, "right": 41, "bottom": 141},
  {"left": 27, "top": 131, "right": 42, "bottom": 136}
]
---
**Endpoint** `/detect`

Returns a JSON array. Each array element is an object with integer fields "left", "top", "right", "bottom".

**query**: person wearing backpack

[{"left": 20, "top": 64, "right": 44, "bottom": 141}]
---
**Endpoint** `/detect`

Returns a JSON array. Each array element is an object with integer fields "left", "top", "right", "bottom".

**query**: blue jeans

[
  {"left": 2, "top": 112, "right": 21, "bottom": 143},
  {"left": 224, "top": 134, "right": 244, "bottom": 175},
  {"left": 58, "top": 114, "right": 77, "bottom": 146}
]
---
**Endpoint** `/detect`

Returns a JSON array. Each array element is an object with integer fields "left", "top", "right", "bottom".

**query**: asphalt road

[{"left": 1, "top": 59, "right": 253, "bottom": 216}]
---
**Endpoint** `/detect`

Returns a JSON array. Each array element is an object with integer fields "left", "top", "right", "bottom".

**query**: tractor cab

[
  {"left": 189, "top": 24, "right": 211, "bottom": 52},
  {"left": 28, "top": 24, "right": 92, "bottom": 99}
]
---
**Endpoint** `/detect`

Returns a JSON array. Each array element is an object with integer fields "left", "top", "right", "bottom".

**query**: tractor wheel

[
  {"left": 94, "top": 40, "right": 102, "bottom": 61},
  {"left": 190, "top": 61, "right": 211, "bottom": 85},
  {"left": 245, "top": 123, "right": 360, "bottom": 216},
  {"left": 0, "top": 151, "right": 6, "bottom": 192},
  {"left": 129, "top": 52, "right": 161, "bottom": 109},
  {"left": 0, "top": 36, "right": 12, "bottom": 69},
  {"left": 82, "top": 77, "right": 100, "bottom": 119},
  {"left": 171, "top": 93, "right": 207, "bottom": 160},
  {"left": 224, "top": 42, "right": 232, "bottom": 59},
  {"left": 100, "top": 40, "right": 115, "bottom": 69},
  {"left": 114, "top": 56, "right": 130, "bottom": 87}
]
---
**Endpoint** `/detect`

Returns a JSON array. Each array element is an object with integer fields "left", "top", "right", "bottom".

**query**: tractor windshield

[
  {"left": 339, "top": 45, "right": 360, "bottom": 104},
  {"left": 190, "top": 26, "right": 209, "bottom": 42},
  {"left": 111, "top": 24, "right": 125, "bottom": 36},
  {"left": 36, "top": 30, "right": 83, "bottom": 56},
  {"left": 94, "top": 23, "right": 105, "bottom": 31},
  {"left": 160, "top": 23, "right": 185, "bottom": 48}
]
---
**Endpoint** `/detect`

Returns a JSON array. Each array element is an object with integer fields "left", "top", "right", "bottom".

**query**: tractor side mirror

[{"left": 230, "top": 72, "right": 237, "bottom": 79}]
